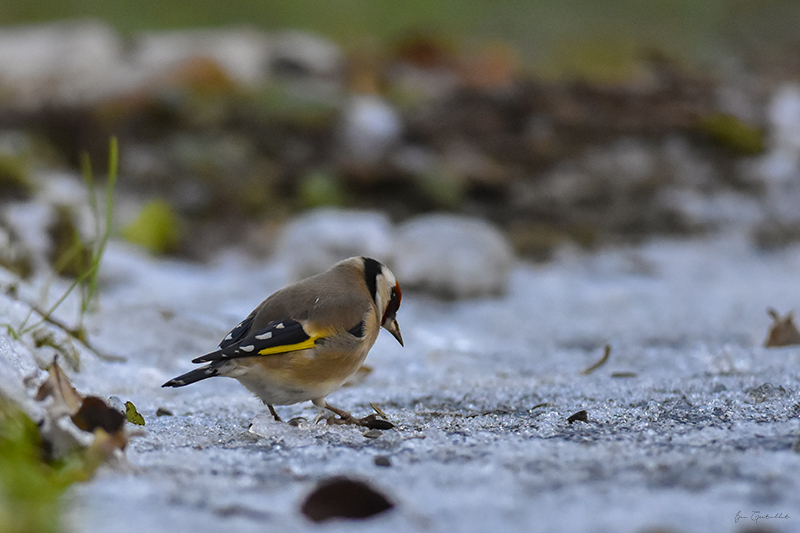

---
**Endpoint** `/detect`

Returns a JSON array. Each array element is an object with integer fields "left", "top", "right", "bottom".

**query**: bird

[{"left": 162, "top": 256, "right": 403, "bottom": 426}]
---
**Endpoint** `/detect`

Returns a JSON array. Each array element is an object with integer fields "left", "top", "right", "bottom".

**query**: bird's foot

[
  {"left": 325, "top": 412, "right": 394, "bottom": 429},
  {"left": 317, "top": 401, "right": 395, "bottom": 429}
]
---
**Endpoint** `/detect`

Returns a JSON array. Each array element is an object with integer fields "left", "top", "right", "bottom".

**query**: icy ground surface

[{"left": 56, "top": 236, "right": 800, "bottom": 533}]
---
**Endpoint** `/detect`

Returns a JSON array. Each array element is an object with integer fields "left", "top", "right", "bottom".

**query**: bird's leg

[{"left": 267, "top": 404, "right": 282, "bottom": 422}]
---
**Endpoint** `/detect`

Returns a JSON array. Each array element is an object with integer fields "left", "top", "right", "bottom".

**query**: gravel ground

[{"left": 17, "top": 234, "right": 793, "bottom": 533}]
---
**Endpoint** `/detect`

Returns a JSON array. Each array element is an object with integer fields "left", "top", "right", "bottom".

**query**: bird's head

[{"left": 362, "top": 257, "right": 403, "bottom": 346}]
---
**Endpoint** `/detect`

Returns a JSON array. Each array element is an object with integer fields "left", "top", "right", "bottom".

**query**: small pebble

[
  {"left": 374, "top": 455, "right": 392, "bottom": 467},
  {"left": 567, "top": 410, "right": 588, "bottom": 424},
  {"left": 156, "top": 407, "right": 174, "bottom": 417},
  {"left": 363, "top": 429, "right": 383, "bottom": 439}
]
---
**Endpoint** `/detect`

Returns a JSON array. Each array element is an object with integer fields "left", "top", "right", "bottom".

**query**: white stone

[
  {"left": 275, "top": 208, "right": 394, "bottom": 281},
  {"left": 0, "top": 20, "right": 125, "bottom": 108},
  {"left": 337, "top": 94, "right": 403, "bottom": 166},
  {"left": 133, "top": 27, "right": 272, "bottom": 87},
  {"left": 271, "top": 30, "right": 342, "bottom": 78},
  {"left": 768, "top": 83, "right": 800, "bottom": 153},
  {"left": 392, "top": 214, "right": 514, "bottom": 298}
]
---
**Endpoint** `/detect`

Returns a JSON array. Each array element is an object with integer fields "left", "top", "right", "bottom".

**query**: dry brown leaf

[
  {"left": 35, "top": 357, "right": 130, "bottom": 466},
  {"left": 35, "top": 357, "right": 83, "bottom": 416},
  {"left": 71, "top": 396, "right": 126, "bottom": 435},
  {"left": 764, "top": 308, "right": 800, "bottom": 347},
  {"left": 84, "top": 428, "right": 129, "bottom": 473}
]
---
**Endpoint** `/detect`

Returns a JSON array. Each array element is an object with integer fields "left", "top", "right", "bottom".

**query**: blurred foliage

[
  {"left": 48, "top": 205, "right": 93, "bottom": 279},
  {"left": 0, "top": 152, "right": 33, "bottom": 200},
  {"left": 696, "top": 113, "right": 765, "bottom": 155},
  {"left": 122, "top": 199, "right": 183, "bottom": 255},
  {"left": 298, "top": 170, "right": 346, "bottom": 208},
  {"left": 0, "top": 397, "right": 70, "bottom": 533},
  {"left": 413, "top": 166, "right": 465, "bottom": 210}
]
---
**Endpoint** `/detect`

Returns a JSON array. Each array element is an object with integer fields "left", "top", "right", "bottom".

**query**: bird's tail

[{"left": 162, "top": 364, "right": 220, "bottom": 388}]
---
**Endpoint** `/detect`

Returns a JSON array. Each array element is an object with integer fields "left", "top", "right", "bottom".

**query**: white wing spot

[
  {"left": 224, "top": 333, "right": 233, "bottom": 341},
  {"left": 275, "top": 323, "right": 285, "bottom": 329},
  {"left": 255, "top": 331, "right": 273, "bottom": 340},
  {"left": 239, "top": 345, "right": 255, "bottom": 352}
]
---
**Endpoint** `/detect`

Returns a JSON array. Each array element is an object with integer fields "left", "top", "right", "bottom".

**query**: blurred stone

[
  {"left": 0, "top": 20, "right": 125, "bottom": 108},
  {"left": 275, "top": 208, "right": 393, "bottom": 281},
  {"left": 661, "top": 136, "right": 716, "bottom": 189},
  {"left": 654, "top": 187, "right": 762, "bottom": 232},
  {"left": 387, "top": 33, "right": 461, "bottom": 100},
  {"left": 133, "top": 28, "right": 272, "bottom": 87},
  {"left": 392, "top": 214, "right": 514, "bottom": 298},
  {"left": 442, "top": 140, "right": 508, "bottom": 188},
  {"left": 582, "top": 138, "right": 655, "bottom": 186},
  {"left": 337, "top": 94, "right": 403, "bottom": 170},
  {"left": 390, "top": 145, "right": 437, "bottom": 176},
  {"left": 752, "top": 84, "right": 800, "bottom": 226},
  {"left": 768, "top": 84, "right": 800, "bottom": 154},
  {"left": 271, "top": 30, "right": 342, "bottom": 79},
  {"left": 459, "top": 43, "right": 519, "bottom": 91}
]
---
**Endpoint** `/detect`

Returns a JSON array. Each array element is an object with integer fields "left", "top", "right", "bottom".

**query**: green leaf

[{"left": 124, "top": 401, "right": 145, "bottom": 426}]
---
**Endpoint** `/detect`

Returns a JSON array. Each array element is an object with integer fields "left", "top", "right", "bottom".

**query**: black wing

[
  {"left": 193, "top": 319, "right": 316, "bottom": 363},
  {"left": 217, "top": 309, "right": 258, "bottom": 350}
]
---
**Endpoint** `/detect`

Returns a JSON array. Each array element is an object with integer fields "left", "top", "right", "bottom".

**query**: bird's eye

[{"left": 382, "top": 285, "right": 401, "bottom": 324}]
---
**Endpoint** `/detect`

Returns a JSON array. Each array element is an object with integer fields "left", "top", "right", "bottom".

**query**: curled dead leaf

[
  {"left": 36, "top": 357, "right": 83, "bottom": 416},
  {"left": 71, "top": 396, "right": 125, "bottom": 435}
]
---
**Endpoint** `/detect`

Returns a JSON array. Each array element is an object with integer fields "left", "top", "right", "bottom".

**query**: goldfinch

[{"left": 162, "top": 256, "right": 403, "bottom": 426}]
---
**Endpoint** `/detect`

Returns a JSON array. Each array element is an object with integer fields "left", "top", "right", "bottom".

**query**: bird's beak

[{"left": 384, "top": 318, "right": 404, "bottom": 346}]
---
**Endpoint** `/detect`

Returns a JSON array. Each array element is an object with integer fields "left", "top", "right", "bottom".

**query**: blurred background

[
  {"left": 2, "top": 0, "right": 800, "bottom": 272},
  {"left": 4, "top": 0, "right": 800, "bottom": 71}
]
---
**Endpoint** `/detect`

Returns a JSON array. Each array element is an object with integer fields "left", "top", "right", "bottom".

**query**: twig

[
  {"left": 8, "top": 293, "right": 126, "bottom": 362},
  {"left": 579, "top": 344, "right": 611, "bottom": 375}
]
